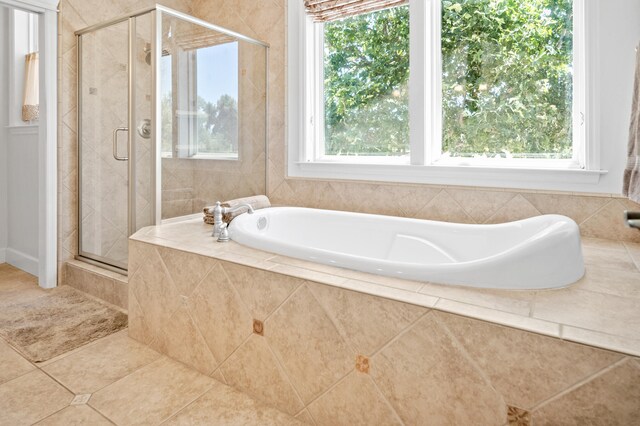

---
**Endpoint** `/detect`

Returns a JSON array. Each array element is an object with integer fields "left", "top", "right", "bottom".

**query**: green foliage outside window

[
  {"left": 197, "top": 94, "right": 238, "bottom": 155},
  {"left": 323, "top": 0, "right": 574, "bottom": 159},
  {"left": 324, "top": 6, "right": 410, "bottom": 156},
  {"left": 160, "top": 93, "right": 238, "bottom": 156}
]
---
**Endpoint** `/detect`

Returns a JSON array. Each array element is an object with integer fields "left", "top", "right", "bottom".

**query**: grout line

[
  {"left": 261, "top": 333, "right": 307, "bottom": 416},
  {"left": 262, "top": 277, "right": 306, "bottom": 324},
  {"left": 576, "top": 198, "right": 611, "bottom": 226},
  {"left": 529, "top": 356, "right": 631, "bottom": 413},
  {"left": 368, "top": 372, "right": 406, "bottom": 426},
  {"left": 622, "top": 242, "right": 640, "bottom": 272},
  {"left": 433, "top": 312, "right": 507, "bottom": 408},
  {"left": 36, "top": 403, "right": 116, "bottom": 425},
  {"left": 305, "top": 283, "right": 359, "bottom": 356},
  {"left": 370, "top": 310, "right": 432, "bottom": 360},
  {"left": 300, "top": 369, "right": 354, "bottom": 416}
]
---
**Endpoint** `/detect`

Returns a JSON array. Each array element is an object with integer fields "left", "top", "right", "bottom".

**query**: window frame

[{"left": 288, "top": 0, "right": 606, "bottom": 191}]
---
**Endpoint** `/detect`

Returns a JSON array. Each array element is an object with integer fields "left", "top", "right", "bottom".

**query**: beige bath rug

[{"left": 0, "top": 285, "right": 127, "bottom": 362}]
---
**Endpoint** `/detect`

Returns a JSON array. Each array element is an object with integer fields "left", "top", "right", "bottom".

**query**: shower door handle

[{"left": 112, "top": 127, "right": 129, "bottom": 161}]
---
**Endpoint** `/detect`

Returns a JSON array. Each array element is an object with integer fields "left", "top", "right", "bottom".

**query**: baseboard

[
  {"left": 0, "top": 248, "right": 5, "bottom": 263},
  {"left": 5, "top": 248, "right": 39, "bottom": 276}
]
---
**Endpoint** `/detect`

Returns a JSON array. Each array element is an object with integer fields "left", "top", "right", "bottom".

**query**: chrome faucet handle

[
  {"left": 211, "top": 201, "right": 224, "bottom": 238},
  {"left": 217, "top": 222, "right": 230, "bottom": 242},
  {"left": 222, "top": 203, "right": 255, "bottom": 215}
]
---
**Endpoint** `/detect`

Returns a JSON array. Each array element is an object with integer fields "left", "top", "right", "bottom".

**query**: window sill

[{"left": 289, "top": 161, "right": 608, "bottom": 192}]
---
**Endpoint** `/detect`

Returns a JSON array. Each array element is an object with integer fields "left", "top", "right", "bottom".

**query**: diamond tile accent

[
  {"left": 71, "top": 394, "right": 91, "bottom": 405},
  {"left": 253, "top": 319, "right": 264, "bottom": 336},
  {"left": 355, "top": 355, "right": 369, "bottom": 374},
  {"left": 507, "top": 405, "right": 531, "bottom": 426}
]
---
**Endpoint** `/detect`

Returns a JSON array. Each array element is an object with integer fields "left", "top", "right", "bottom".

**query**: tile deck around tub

[{"left": 131, "top": 217, "right": 640, "bottom": 357}]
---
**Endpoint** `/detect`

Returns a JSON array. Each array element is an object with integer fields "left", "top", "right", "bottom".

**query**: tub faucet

[{"left": 210, "top": 201, "right": 254, "bottom": 241}]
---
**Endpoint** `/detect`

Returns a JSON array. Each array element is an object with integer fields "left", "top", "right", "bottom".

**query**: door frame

[{"left": 0, "top": 0, "right": 57, "bottom": 288}]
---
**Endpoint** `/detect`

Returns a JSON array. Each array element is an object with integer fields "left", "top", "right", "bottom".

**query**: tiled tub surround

[
  {"left": 128, "top": 219, "right": 640, "bottom": 424},
  {"left": 59, "top": 0, "right": 640, "bottom": 286}
]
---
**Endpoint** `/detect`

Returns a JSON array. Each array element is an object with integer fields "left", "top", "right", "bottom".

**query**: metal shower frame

[{"left": 75, "top": 4, "right": 269, "bottom": 271}]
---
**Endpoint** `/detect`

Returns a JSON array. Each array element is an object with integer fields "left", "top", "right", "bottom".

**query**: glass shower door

[
  {"left": 78, "top": 13, "right": 154, "bottom": 270},
  {"left": 78, "top": 20, "right": 130, "bottom": 269}
]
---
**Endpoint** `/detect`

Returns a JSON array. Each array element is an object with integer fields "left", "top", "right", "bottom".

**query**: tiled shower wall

[
  {"left": 189, "top": 0, "right": 640, "bottom": 243},
  {"left": 128, "top": 240, "right": 640, "bottom": 425},
  {"left": 58, "top": 0, "right": 193, "bottom": 280}
]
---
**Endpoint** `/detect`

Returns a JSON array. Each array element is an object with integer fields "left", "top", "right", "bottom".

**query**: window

[
  {"left": 160, "top": 36, "right": 239, "bottom": 160},
  {"left": 289, "top": 0, "right": 603, "bottom": 189},
  {"left": 322, "top": 6, "right": 410, "bottom": 159}
]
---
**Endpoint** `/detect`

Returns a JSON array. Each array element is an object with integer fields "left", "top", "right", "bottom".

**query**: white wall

[
  {"left": 596, "top": 0, "right": 640, "bottom": 194},
  {"left": 0, "top": 6, "right": 7, "bottom": 262},
  {"left": 1, "top": 6, "right": 40, "bottom": 275}
]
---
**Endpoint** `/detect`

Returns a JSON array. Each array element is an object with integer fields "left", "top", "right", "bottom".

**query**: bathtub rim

[{"left": 228, "top": 206, "right": 585, "bottom": 290}]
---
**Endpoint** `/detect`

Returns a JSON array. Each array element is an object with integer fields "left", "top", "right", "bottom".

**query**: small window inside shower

[{"left": 160, "top": 29, "right": 239, "bottom": 160}]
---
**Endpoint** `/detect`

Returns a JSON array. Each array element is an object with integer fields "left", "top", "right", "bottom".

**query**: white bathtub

[{"left": 228, "top": 207, "right": 584, "bottom": 290}]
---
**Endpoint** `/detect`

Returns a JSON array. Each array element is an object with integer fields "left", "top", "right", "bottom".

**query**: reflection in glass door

[
  {"left": 78, "top": 13, "right": 154, "bottom": 270},
  {"left": 78, "top": 20, "right": 130, "bottom": 269}
]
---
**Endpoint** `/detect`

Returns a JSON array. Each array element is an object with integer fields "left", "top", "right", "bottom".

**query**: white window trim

[{"left": 287, "top": 0, "right": 606, "bottom": 192}]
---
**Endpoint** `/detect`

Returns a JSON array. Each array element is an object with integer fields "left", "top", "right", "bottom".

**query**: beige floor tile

[
  {"left": 42, "top": 331, "right": 161, "bottom": 394},
  {"left": 0, "top": 370, "right": 74, "bottom": 426},
  {"left": 0, "top": 339, "right": 35, "bottom": 384},
  {"left": 89, "top": 356, "right": 215, "bottom": 425},
  {"left": 163, "top": 380, "right": 304, "bottom": 425},
  {"left": 35, "top": 405, "right": 113, "bottom": 425},
  {"left": 533, "top": 289, "right": 640, "bottom": 341},
  {"left": 0, "top": 283, "right": 48, "bottom": 306},
  {"left": 532, "top": 359, "right": 640, "bottom": 425},
  {"left": 0, "top": 264, "right": 37, "bottom": 285}
]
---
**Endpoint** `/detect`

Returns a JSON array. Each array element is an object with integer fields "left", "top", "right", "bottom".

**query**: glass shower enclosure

[{"left": 76, "top": 6, "right": 268, "bottom": 271}]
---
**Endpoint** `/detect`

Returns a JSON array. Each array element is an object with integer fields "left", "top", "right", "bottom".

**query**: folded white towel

[{"left": 202, "top": 195, "right": 271, "bottom": 222}]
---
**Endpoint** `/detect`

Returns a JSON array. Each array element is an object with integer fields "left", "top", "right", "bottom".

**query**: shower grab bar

[{"left": 112, "top": 127, "right": 129, "bottom": 161}]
